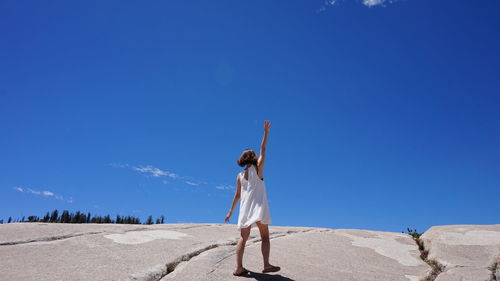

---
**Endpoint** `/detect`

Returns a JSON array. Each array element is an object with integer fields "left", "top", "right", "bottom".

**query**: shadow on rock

[{"left": 243, "top": 271, "right": 295, "bottom": 281}]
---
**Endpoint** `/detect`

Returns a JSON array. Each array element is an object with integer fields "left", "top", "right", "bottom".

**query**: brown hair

[{"left": 237, "top": 149, "right": 258, "bottom": 167}]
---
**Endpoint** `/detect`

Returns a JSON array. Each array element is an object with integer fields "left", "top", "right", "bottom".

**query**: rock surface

[
  {"left": 420, "top": 224, "right": 500, "bottom": 281},
  {"left": 0, "top": 223, "right": 498, "bottom": 281}
]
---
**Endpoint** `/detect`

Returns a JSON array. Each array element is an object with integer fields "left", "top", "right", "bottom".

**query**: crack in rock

[
  {"left": 124, "top": 227, "right": 152, "bottom": 233},
  {"left": 0, "top": 231, "right": 104, "bottom": 246},
  {"left": 488, "top": 257, "right": 500, "bottom": 281},
  {"left": 128, "top": 228, "right": 318, "bottom": 281},
  {"left": 409, "top": 235, "right": 446, "bottom": 281},
  {"left": 128, "top": 240, "right": 239, "bottom": 281},
  {"left": 0, "top": 227, "right": 154, "bottom": 246},
  {"left": 172, "top": 224, "right": 212, "bottom": 230}
]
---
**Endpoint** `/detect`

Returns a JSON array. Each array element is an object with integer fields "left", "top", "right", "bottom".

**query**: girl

[{"left": 225, "top": 120, "right": 281, "bottom": 276}]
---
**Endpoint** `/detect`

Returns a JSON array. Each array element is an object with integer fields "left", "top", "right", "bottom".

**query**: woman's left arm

[
  {"left": 225, "top": 176, "right": 242, "bottom": 222},
  {"left": 258, "top": 120, "right": 270, "bottom": 173}
]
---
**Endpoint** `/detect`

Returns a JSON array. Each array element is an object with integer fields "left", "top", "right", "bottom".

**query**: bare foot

[
  {"left": 233, "top": 267, "right": 249, "bottom": 276},
  {"left": 262, "top": 264, "right": 280, "bottom": 273}
]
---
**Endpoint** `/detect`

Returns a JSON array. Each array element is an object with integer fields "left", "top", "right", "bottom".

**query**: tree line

[{"left": 0, "top": 209, "right": 166, "bottom": 225}]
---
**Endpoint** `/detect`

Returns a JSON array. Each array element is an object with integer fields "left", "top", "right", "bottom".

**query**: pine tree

[
  {"left": 50, "top": 210, "right": 59, "bottom": 223},
  {"left": 155, "top": 218, "right": 161, "bottom": 224},
  {"left": 78, "top": 212, "right": 84, "bottom": 223},
  {"left": 103, "top": 215, "right": 111, "bottom": 224},
  {"left": 43, "top": 212, "right": 50, "bottom": 222},
  {"left": 61, "top": 210, "right": 70, "bottom": 223},
  {"left": 4, "top": 210, "right": 148, "bottom": 225},
  {"left": 160, "top": 215, "right": 165, "bottom": 224},
  {"left": 70, "top": 211, "right": 77, "bottom": 223}
]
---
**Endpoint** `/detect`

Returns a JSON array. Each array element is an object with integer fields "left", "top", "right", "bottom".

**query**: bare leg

[
  {"left": 234, "top": 225, "right": 251, "bottom": 273},
  {"left": 256, "top": 221, "right": 279, "bottom": 272}
]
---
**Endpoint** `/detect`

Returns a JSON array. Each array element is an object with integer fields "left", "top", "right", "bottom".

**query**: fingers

[{"left": 264, "top": 120, "right": 271, "bottom": 130}]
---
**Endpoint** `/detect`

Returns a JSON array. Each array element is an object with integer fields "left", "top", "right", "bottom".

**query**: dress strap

[{"left": 252, "top": 164, "right": 263, "bottom": 180}]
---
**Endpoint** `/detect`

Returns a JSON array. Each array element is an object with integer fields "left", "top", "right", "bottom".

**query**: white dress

[{"left": 237, "top": 165, "right": 272, "bottom": 229}]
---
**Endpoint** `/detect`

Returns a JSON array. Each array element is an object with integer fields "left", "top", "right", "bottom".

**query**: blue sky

[{"left": 1, "top": 0, "right": 499, "bottom": 233}]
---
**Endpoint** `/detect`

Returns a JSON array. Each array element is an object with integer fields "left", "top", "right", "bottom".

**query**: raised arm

[
  {"left": 225, "top": 175, "right": 242, "bottom": 223},
  {"left": 257, "top": 120, "right": 270, "bottom": 174}
]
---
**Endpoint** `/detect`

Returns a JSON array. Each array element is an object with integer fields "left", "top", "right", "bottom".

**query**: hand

[
  {"left": 264, "top": 120, "right": 271, "bottom": 132},
  {"left": 224, "top": 212, "right": 232, "bottom": 223}
]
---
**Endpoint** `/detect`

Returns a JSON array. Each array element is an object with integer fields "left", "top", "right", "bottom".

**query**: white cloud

[
  {"left": 27, "top": 188, "right": 41, "bottom": 195},
  {"left": 317, "top": 0, "right": 336, "bottom": 13},
  {"left": 215, "top": 185, "right": 235, "bottom": 190},
  {"left": 13, "top": 186, "right": 72, "bottom": 203},
  {"left": 318, "top": 0, "right": 395, "bottom": 11},
  {"left": 109, "top": 162, "right": 129, "bottom": 168},
  {"left": 133, "top": 165, "right": 165, "bottom": 177},
  {"left": 111, "top": 162, "right": 233, "bottom": 193},
  {"left": 185, "top": 181, "right": 200, "bottom": 186},
  {"left": 126, "top": 164, "right": 179, "bottom": 179},
  {"left": 363, "top": 0, "right": 385, "bottom": 7}
]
